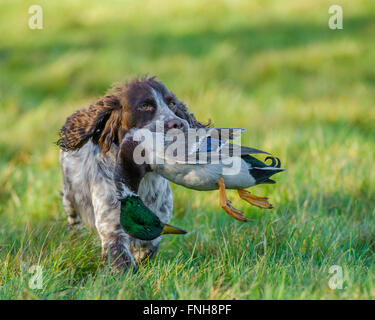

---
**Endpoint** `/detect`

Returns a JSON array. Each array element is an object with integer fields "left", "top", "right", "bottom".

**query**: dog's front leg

[{"left": 92, "top": 186, "right": 137, "bottom": 273}]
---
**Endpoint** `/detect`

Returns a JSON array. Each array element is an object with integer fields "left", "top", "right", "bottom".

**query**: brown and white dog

[{"left": 57, "top": 77, "right": 207, "bottom": 272}]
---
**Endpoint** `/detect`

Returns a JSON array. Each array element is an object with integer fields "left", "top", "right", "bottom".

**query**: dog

[{"left": 57, "top": 76, "right": 207, "bottom": 272}]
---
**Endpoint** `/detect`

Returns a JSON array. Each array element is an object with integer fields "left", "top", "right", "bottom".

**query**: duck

[
  {"left": 141, "top": 127, "right": 285, "bottom": 222},
  {"left": 120, "top": 196, "right": 187, "bottom": 240}
]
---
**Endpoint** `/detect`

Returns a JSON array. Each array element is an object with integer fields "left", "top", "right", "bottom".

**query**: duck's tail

[{"left": 242, "top": 155, "right": 285, "bottom": 185}]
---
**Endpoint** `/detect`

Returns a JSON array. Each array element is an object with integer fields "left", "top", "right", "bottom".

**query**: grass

[{"left": 0, "top": 0, "right": 374, "bottom": 299}]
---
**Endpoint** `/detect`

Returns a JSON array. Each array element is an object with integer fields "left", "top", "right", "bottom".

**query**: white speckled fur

[{"left": 60, "top": 141, "right": 174, "bottom": 269}]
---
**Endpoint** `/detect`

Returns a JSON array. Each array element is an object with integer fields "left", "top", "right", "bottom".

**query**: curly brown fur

[
  {"left": 57, "top": 94, "right": 122, "bottom": 153},
  {"left": 57, "top": 76, "right": 209, "bottom": 154}
]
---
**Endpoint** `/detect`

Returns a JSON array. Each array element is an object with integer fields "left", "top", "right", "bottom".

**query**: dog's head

[{"left": 57, "top": 76, "right": 208, "bottom": 153}]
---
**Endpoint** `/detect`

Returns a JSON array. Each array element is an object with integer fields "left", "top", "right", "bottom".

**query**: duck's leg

[
  {"left": 237, "top": 189, "right": 273, "bottom": 209},
  {"left": 218, "top": 177, "right": 248, "bottom": 222}
]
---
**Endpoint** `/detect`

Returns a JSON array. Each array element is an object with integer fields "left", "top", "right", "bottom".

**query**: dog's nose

[{"left": 165, "top": 119, "right": 186, "bottom": 131}]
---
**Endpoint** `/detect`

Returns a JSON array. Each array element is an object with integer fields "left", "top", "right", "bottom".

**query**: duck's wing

[
  {"left": 238, "top": 145, "right": 270, "bottom": 156},
  {"left": 153, "top": 131, "right": 195, "bottom": 164},
  {"left": 197, "top": 138, "right": 269, "bottom": 154},
  {"left": 195, "top": 127, "right": 270, "bottom": 159},
  {"left": 154, "top": 128, "right": 270, "bottom": 163},
  {"left": 195, "top": 127, "right": 246, "bottom": 153},
  {"left": 156, "top": 128, "right": 242, "bottom": 162}
]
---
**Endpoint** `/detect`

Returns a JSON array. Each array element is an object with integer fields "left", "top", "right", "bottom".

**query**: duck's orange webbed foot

[
  {"left": 218, "top": 177, "right": 248, "bottom": 222},
  {"left": 237, "top": 189, "right": 273, "bottom": 209}
]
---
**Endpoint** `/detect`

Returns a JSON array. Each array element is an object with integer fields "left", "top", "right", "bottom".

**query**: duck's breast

[
  {"left": 153, "top": 158, "right": 255, "bottom": 191},
  {"left": 153, "top": 163, "right": 220, "bottom": 190}
]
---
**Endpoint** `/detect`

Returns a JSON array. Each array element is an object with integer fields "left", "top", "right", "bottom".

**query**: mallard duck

[
  {"left": 144, "top": 127, "right": 285, "bottom": 222},
  {"left": 120, "top": 196, "right": 187, "bottom": 240}
]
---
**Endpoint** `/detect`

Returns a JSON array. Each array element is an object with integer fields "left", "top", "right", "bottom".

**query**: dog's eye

[
  {"left": 139, "top": 104, "right": 154, "bottom": 111},
  {"left": 168, "top": 101, "right": 176, "bottom": 108}
]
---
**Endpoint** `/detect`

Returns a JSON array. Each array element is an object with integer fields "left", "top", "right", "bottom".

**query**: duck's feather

[
  {"left": 242, "top": 154, "right": 285, "bottom": 185},
  {"left": 196, "top": 137, "right": 269, "bottom": 155},
  {"left": 157, "top": 128, "right": 270, "bottom": 163},
  {"left": 250, "top": 167, "right": 285, "bottom": 185}
]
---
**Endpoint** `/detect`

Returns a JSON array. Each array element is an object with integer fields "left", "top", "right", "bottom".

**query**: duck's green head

[{"left": 120, "top": 196, "right": 187, "bottom": 241}]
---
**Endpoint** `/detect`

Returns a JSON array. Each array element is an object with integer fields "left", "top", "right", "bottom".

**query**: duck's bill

[{"left": 161, "top": 224, "right": 187, "bottom": 235}]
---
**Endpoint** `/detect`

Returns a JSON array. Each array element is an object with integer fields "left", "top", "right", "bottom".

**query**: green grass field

[{"left": 0, "top": 0, "right": 374, "bottom": 299}]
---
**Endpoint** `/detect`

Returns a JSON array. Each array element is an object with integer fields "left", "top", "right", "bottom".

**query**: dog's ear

[
  {"left": 174, "top": 100, "right": 212, "bottom": 129},
  {"left": 57, "top": 94, "right": 123, "bottom": 153}
]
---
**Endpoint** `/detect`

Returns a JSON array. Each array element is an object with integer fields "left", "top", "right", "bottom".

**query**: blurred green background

[{"left": 0, "top": 0, "right": 374, "bottom": 299}]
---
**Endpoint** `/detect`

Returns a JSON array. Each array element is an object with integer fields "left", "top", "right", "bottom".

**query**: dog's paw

[{"left": 102, "top": 242, "right": 137, "bottom": 274}]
